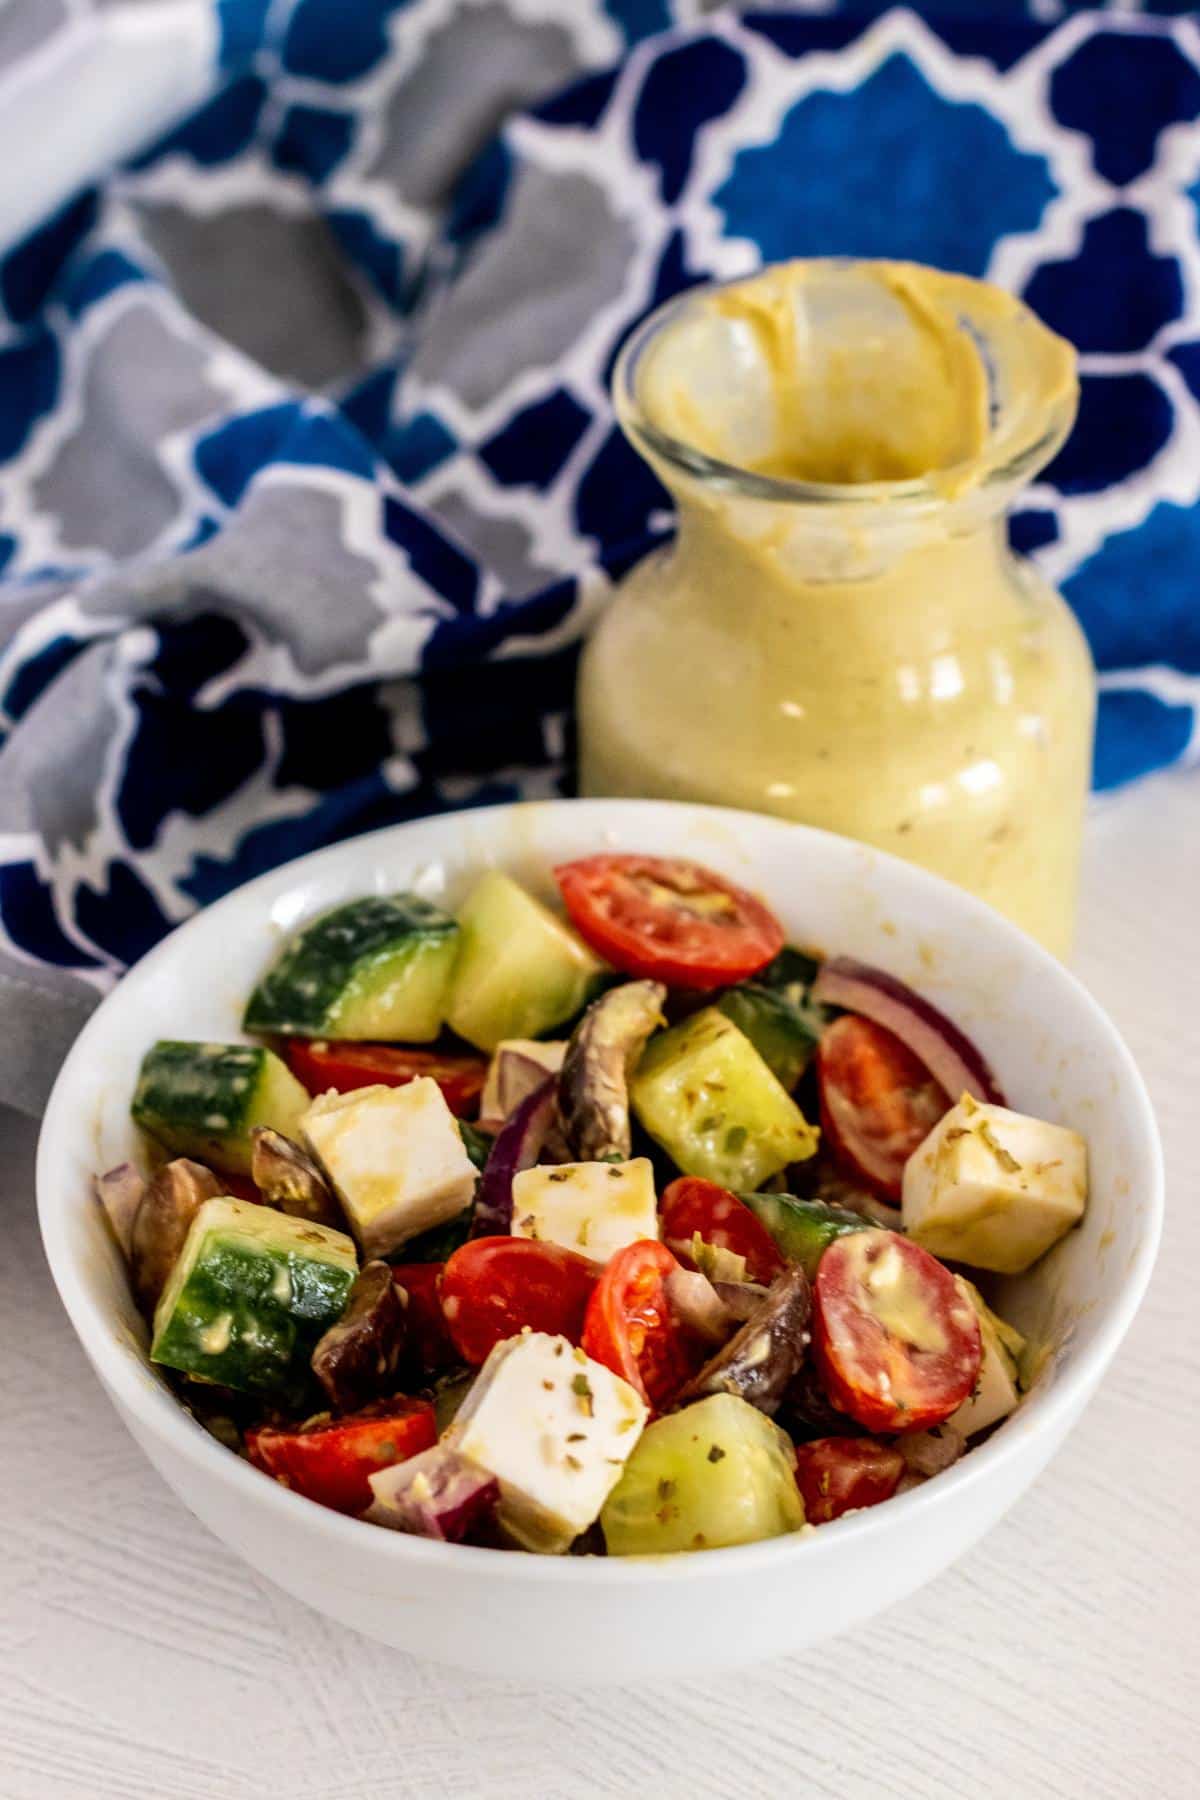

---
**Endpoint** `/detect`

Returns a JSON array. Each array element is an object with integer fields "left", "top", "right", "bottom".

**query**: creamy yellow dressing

[
  {"left": 695, "top": 263, "right": 993, "bottom": 486},
  {"left": 578, "top": 260, "right": 1095, "bottom": 957},
  {"left": 857, "top": 1238, "right": 949, "bottom": 1354},
  {"left": 197, "top": 1310, "right": 234, "bottom": 1355}
]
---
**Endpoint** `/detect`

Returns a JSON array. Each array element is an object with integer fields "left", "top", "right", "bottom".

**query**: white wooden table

[{"left": 3, "top": 773, "right": 1197, "bottom": 1800}]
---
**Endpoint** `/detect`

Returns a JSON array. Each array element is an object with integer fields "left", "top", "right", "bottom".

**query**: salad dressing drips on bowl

[{"left": 577, "top": 259, "right": 1095, "bottom": 958}]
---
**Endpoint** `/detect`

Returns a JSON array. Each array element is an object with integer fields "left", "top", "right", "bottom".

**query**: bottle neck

[{"left": 670, "top": 489, "right": 1018, "bottom": 635}]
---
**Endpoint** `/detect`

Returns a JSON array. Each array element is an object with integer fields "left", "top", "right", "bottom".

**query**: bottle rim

[{"left": 612, "top": 259, "right": 1078, "bottom": 522}]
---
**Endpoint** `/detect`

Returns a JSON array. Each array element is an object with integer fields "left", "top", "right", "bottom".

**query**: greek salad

[{"left": 97, "top": 854, "right": 1088, "bottom": 1556}]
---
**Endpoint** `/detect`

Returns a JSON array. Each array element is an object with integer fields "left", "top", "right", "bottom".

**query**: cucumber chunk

[
  {"left": 445, "top": 871, "right": 606, "bottom": 1052},
  {"left": 717, "top": 984, "right": 818, "bottom": 1090},
  {"left": 601, "top": 1393, "right": 804, "bottom": 1555},
  {"left": 631, "top": 1008, "right": 818, "bottom": 1190},
  {"left": 132, "top": 1040, "right": 310, "bottom": 1176},
  {"left": 151, "top": 1197, "right": 358, "bottom": 1404},
  {"left": 243, "top": 895, "right": 459, "bottom": 1042},
  {"left": 740, "top": 1192, "right": 873, "bottom": 1278}
]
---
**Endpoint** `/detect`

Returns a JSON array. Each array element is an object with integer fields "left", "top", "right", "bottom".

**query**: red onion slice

[
  {"left": 812, "top": 957, "right": 1005, "bottom": 1105},
  {"left": 95, "top": 1163, "right": 146, "bottom": 1259},
  {"left": 365, "top": 1446, "right": 499, "bottom": 1541},
  {"left": 664, "top": 1268, "right": 736, "bottom": 1344},
  {"left": 479, "top": 1044, "right": 566, "bottom": 1133},
  {"left": 469, "top": 1076, "right": 558, "bottom": 1238}
]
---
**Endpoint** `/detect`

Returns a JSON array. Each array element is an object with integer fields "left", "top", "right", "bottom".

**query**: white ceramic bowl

[{"left": 37, "top": 801, "right": 1162, "bottom": 1683}]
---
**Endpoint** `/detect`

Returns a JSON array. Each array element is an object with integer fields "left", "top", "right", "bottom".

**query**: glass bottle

[{"left": 577, "top": 261, "right": 1095, "bottom": 958}]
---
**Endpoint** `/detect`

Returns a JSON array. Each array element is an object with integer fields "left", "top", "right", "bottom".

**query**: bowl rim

[{"left": 36, "top": 798, "right": 1164, "bottom": 1585}]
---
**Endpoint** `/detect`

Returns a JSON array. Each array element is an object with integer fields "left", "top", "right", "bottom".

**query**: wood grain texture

[{"left": 2, "top": 772, "right": 1198, "bottom": 1799}]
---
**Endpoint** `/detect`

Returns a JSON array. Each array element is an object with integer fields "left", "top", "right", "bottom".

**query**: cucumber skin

[
  {"left": 717, "top": 985, "right": 817, "bottom": 1090},
  {"left": 131, "top": 1041, "right": 307, "bottom": 1175},
  {"left": 760, "top": 947, "right": 822, "bottom": 995},
  {"left": 757, "top": 947, "right": 832, "bottom": 1041},
  {"left": 243, "top": 895, "right": 458, "bottom": 1039},
  {"left": 740, "top": 1192, "right": 873, "bottom": 1278},
  {"left": 151, "top": 1228, "right": 355, "bottom": 1405}
]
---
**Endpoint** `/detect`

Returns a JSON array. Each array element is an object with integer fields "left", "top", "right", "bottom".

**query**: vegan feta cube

[
  {"left": 479, "top": 1039, "right": 567, "bottom": 1130},
  {"left": 949, "top": 1279, "right": 1024, "bottom": 1437},
  {"left": 302, "top": 1077, "right": 476, "bottom": 1258},
  {"left": 902, "top": 1094, "right": 1087, "bottom": 1275},
  {"left": 510, "top": 1158, "right": 659, "bottom": 1262},
  {"left": 449, "top": 1332, "right": 648, "bottom": 1552}
]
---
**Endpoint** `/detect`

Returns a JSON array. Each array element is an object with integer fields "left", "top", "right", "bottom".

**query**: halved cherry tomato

[
  {"left": 582, "top": 1240, "right": 703, "bottom": 1412},
  {"left": 440, "top": 1238, "right": 599, "bottom": 1366},
  {"left": 390, "top": 1262, "right": 457, "bottom": 1370},
  {"left": 247, "top": 1397, "right": 436, "bottom": 1514},
  {"left": 284, "top": 1040, "right": 487, "bottom": 1117},
  {"left": 813, "top": 1230, "right": 981, "bottom": 1433},
  {"left": 793, "top": 1437, "right": 906, "bottom": 1523},
  {"left": 817, "top": 1014, "right": 949, "bottom": 1202},
  {"left": 554, "top": 854, "right": 784, "bottom": 989},
  {"left": 659, "top": 1177, "right": 786, "bottom": 1286}
]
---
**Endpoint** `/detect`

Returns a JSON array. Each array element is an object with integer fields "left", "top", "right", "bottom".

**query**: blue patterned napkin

[{"left": 0, "top": 0, "right": 1197, "bottom": 1109}]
